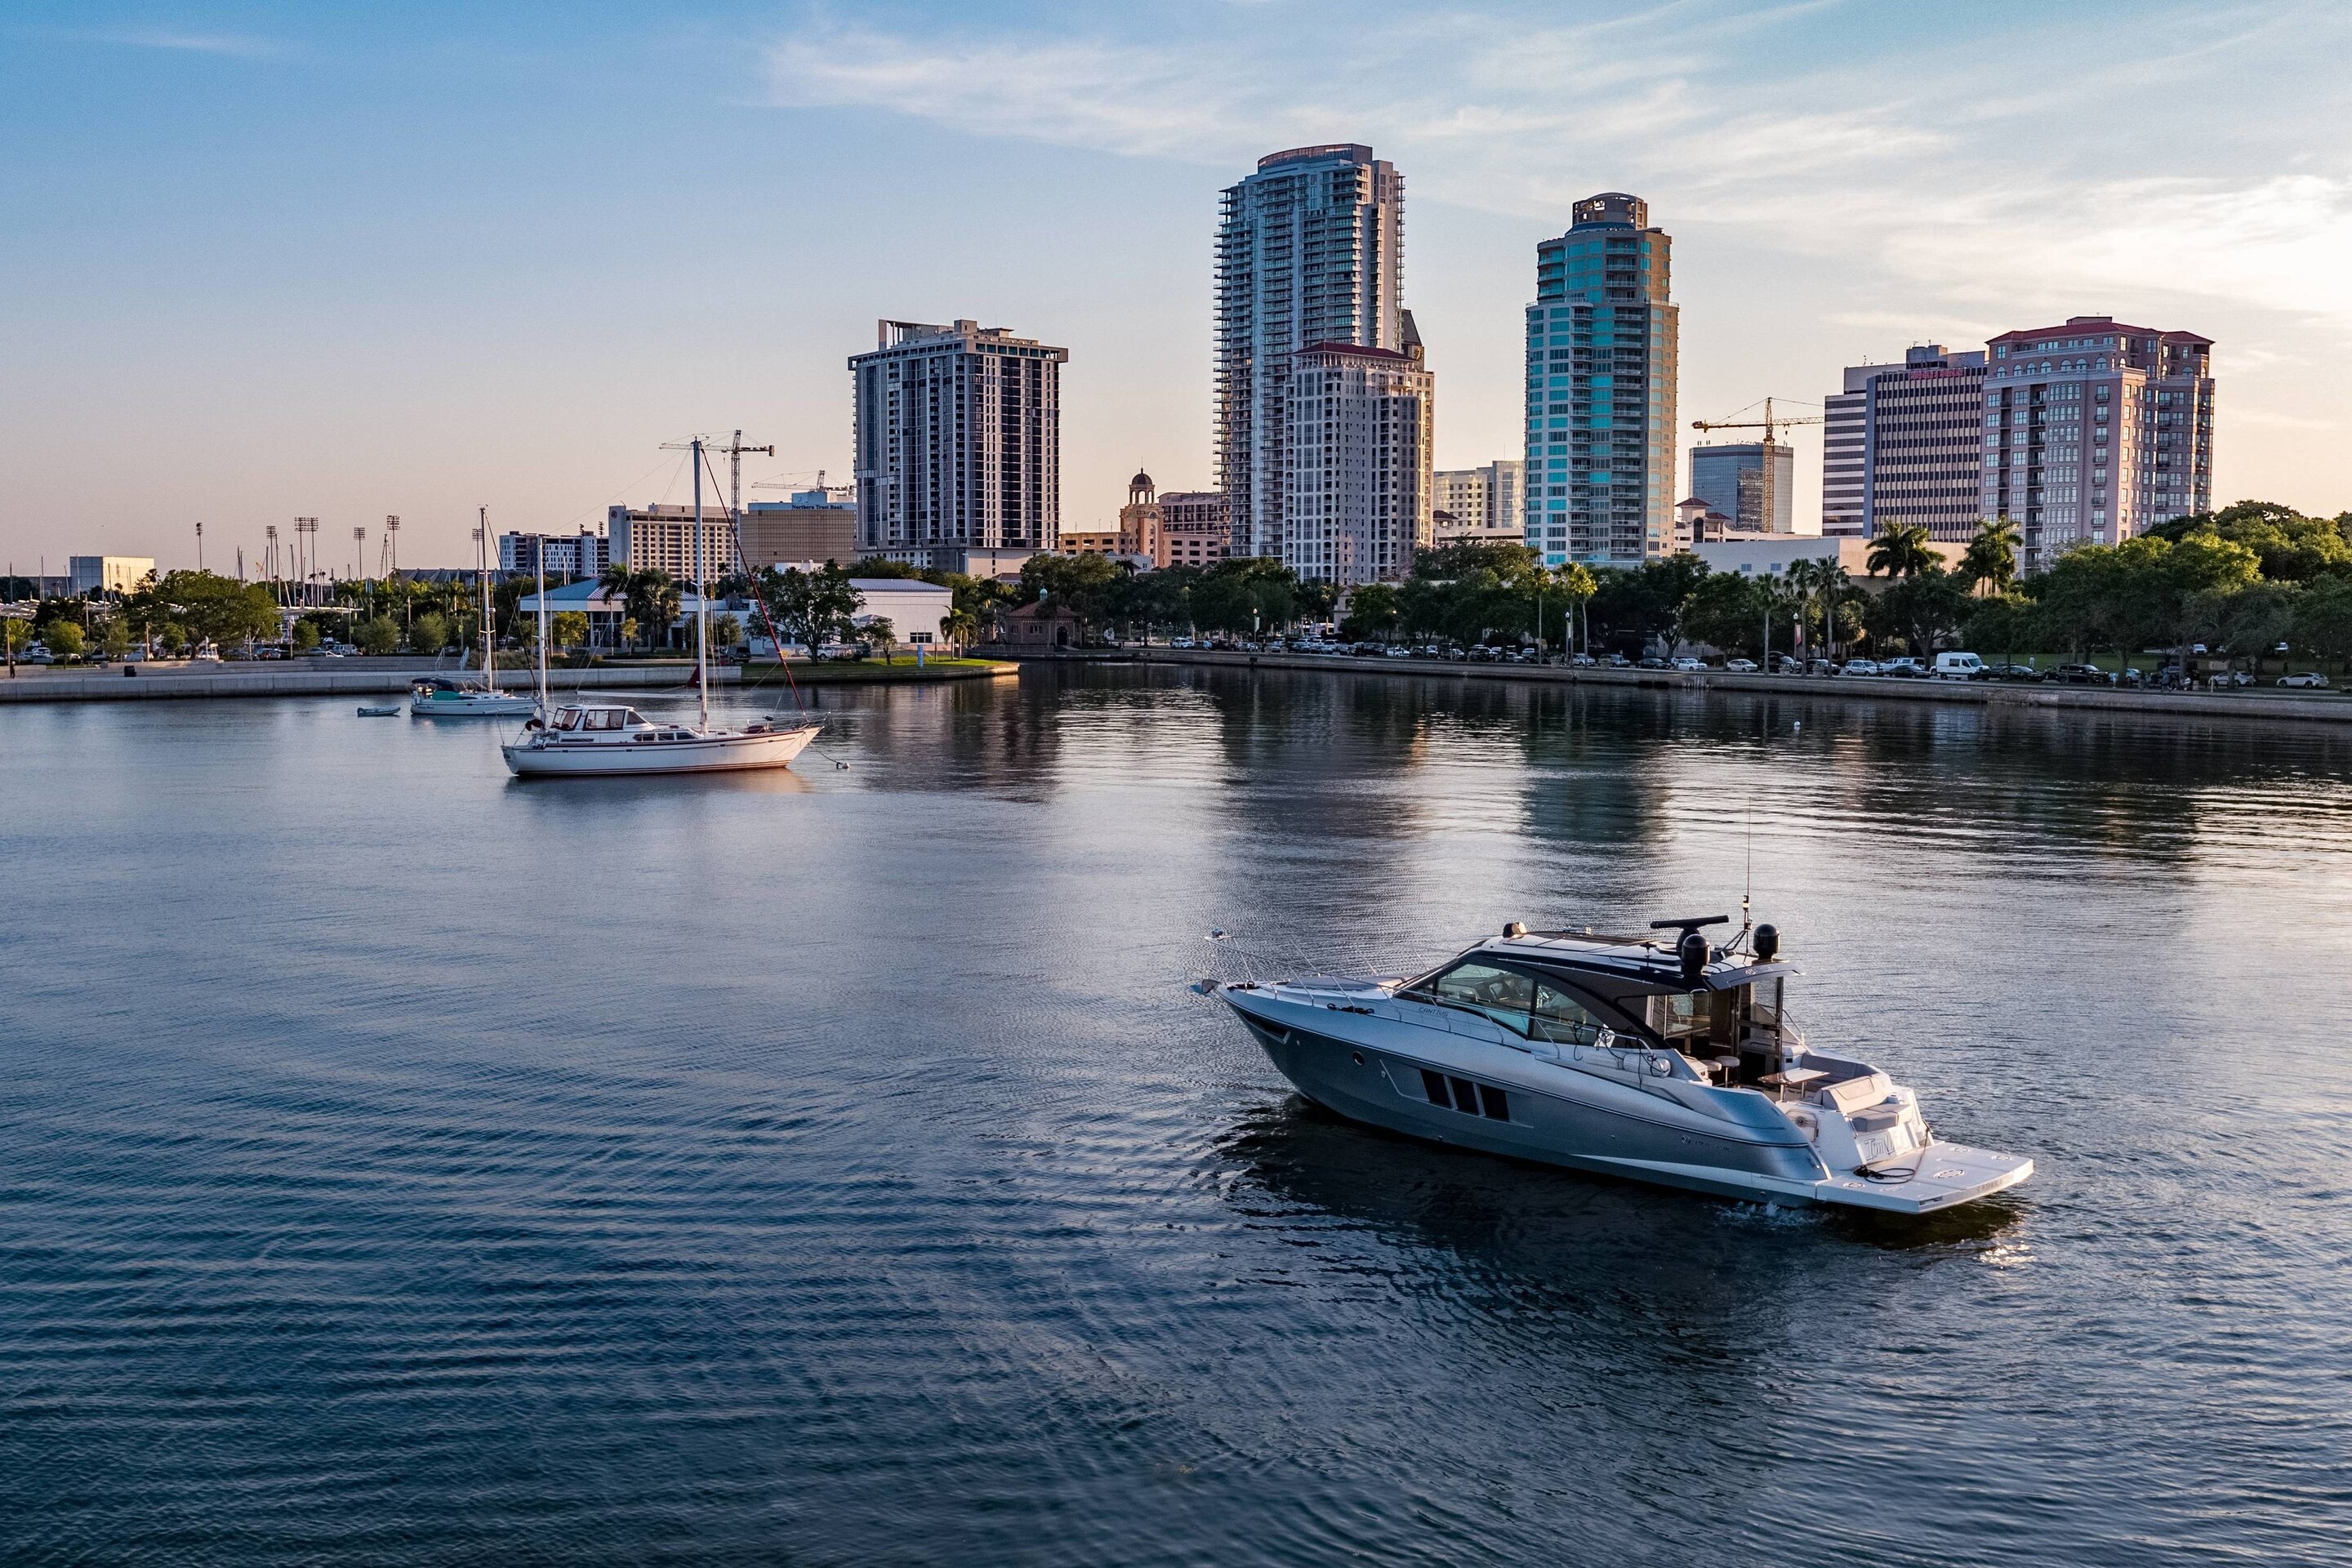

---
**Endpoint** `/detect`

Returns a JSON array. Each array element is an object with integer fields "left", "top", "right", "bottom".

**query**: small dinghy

[{"left": 357, "top": 705, "right": 402, "bottom": 717}]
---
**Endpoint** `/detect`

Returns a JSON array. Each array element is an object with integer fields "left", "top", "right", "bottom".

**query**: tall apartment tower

[
  {"left": 1524, "top": 193, "right": 1679, "bottom": 567},
  {"left": 850, "top": 318, "right": 1067, "bottom": 572},
  {"left": 1982, "top": 316, "right": 2213, "bottom": 572},
  {"left": 1819, "top": 345, "right": 1990, "bottom": 543},
  {"left": 1285, "top": 330, "right": 1434, "bottom": 582},
  {"left": 1216, "top": 145, "right": 1405, "bottom": 565}
]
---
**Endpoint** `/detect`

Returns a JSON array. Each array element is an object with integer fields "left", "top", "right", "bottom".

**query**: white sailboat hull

[{"left": 501, "top": 723, "right": 819, "bottom": 776}]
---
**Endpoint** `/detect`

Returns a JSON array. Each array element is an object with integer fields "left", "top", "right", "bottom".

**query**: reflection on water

[{"left": 2, "top": 666, "right": 2349, "bottom": 1567}]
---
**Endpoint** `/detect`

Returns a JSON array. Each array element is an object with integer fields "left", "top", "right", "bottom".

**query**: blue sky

[{"left": 6, "top": 1, "right": 2350, "bottom": 571}]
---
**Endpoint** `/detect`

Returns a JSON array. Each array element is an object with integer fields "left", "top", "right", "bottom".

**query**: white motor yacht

[
  {"left": 409, "top": 675, "right": 537, "bottom": 718},
  {"left": 1213, "top": 917, "right": 2033, "bottom": 1216},
  {"left": 502, "top": 703, "right": 818, "bottom": 776}
]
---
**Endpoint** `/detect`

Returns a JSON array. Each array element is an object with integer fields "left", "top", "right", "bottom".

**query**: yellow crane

[{"left": 1690, "top": 397, "right": 1823, "bottom": 534}]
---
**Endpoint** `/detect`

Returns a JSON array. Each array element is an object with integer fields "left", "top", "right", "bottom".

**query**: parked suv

[
  {"left": 2049, "top": 663, "right": 2114, "bottom": 685},
  {"left": 2278, "top": 670, "right": 2332, "bottom": 688}
]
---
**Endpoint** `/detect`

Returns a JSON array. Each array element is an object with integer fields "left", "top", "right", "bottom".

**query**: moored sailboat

[{"left": 501, "top": 437, "right": 819, "bottom": 777}]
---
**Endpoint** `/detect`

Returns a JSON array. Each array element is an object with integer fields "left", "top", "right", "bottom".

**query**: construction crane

[
  {"left": 662, "top": 430, "right": 773, "bottom": 578},
  {"left": 1690, "top": 397, "right": 1823, "bottom": 535}
]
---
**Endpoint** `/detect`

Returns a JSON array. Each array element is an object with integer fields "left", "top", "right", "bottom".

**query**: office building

[
  {"left": 1689, "top": 442, "right": 1795, "bottom": 535},
  {"left": 851, "top": 318, "right": 1066, "bottom": 572},
  {"left": 499, "top": 530, "right": 610, "bottom": 579},
  {"left": 69, "top": 556, "right": 157, "bottom": 595},
  {"left": 1820, "top": 345, "right": 1989, "bottom": 546},
  {"left": 742, "top": 486, "right": 856, "bottom": 568},
  {"left": 1524, "top": 193, "right": 1680, "bottom": 567},
  {"left": 609, "top": 505, "right": 737, "bottom": 581},
  {"left": 1821, "top": 378, "right": 1868, "bottom": 536},
  {"left": 1432, "top": 460, "right": 1526, "bottom": 538},
  {"left": 1982, "top": 316, "right": 2213, "bottom": 571},
  {"left": 1216, "top": 145, "right": 1406, "bottom": 564},
  {"left": 1157, "top": 492, "right": 1229, "bottom": 568},
  {"left": 1284, "top": 334, "right": 1434, "bottom": 583}
]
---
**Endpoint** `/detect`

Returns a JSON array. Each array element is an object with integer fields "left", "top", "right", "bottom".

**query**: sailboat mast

[
  {"left": 536, "top": 534, "right": 549, "bottom": 717},
  {"left": 693, "top": 438, "right": 710, "bottom": 731},
  {"left": 479, "top": 506, "right": 495, "bottom": 693}
]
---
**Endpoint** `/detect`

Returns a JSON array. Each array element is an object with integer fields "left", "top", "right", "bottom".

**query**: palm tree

[
  {"left": 859, "top": 617, "right": 895, "bottom": 664},
  {"left": 1959, "top": 516, "right": 2021, "bottom": 595},
  {"left": 597, "top": 563, "right": 636, "bottom": 651},
  {"left": 643, "top": 572, "right": 681, "bottom": 651},
  {"left": 1866, "top": 523, "right": 1936, "bottom": 580},
  {"left": 942, "top": 607, "right": 979, "bottom": 652}
]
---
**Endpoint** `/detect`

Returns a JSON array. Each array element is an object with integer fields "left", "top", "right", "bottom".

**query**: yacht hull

[
  {"left": 501, "top": 724, "right": 817, "bottom": 776},
  {"left": 1223, "top": 987, "right": 2028, "bottom": 1215}
]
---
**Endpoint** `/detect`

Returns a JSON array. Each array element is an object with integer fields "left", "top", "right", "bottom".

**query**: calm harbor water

[{"left": 3, "top": 666, "right": 2350, "bottom": 1566}]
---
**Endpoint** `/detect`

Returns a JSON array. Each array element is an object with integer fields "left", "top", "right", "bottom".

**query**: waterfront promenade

[
  {"left": 0, "top": 658, "right": 1016, "bottom": 704},
  {"left": 1045, "top": 647, "right": 2352, "bottom": 726}
]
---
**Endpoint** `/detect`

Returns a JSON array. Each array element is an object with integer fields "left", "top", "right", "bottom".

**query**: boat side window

[
  {"left": 586, "top": 709, "right": 622, "bottom": 731},
  {"left": 1646, "top": 991, "right": 1711, "bottom": 1045},
  {"left": 554, "top": 707, "right": 585, "bottom": 731},
  {"left": 1530, "top": 981, "right": 1605, "bottom": 1045},
  {"left": 1420, "top": 962, "right": 1533, "bottom": 1033}
]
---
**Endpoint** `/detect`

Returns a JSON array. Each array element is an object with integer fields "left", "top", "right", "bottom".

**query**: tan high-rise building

[
  {"left": 1286, "top": 332, "right": 1434, "bottom": 583},
  {"left": 1981, "top": 316, "right": 2213, "bottom": 572}
]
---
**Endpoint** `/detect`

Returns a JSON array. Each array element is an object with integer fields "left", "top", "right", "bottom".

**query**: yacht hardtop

[{"left": 1216, "top": 916, "right": 2032, "bottom": 1214}]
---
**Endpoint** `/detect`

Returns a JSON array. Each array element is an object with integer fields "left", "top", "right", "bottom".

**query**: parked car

[
  {"left": 1671, "top": 656, "right": 1707, "bottom": 672},
  {"left": 1881, "top": 657, "right": 1927, "bottom": 678},
  {"left": 1840, "top": 658, "right": 1882, "bottom": 676},
  {"left": 1607, "top": 653, "right": 1633, "bottom": 668},
  {"left": 1722, "top": 657, "right": 1758, "bottom": 672},
  {"left": 1976, "top": 662, "right": 2039, "bottom": 682},
  {"left": 2278, "top": 671, "right": 2332, "bottom": 688},
  {"left": 1636, "top": 656, "right": 1668, "bottom": 670},
  {"left": 20, "top": 645, "right": 55, "bottom": 665},
  {"left": 2049, "top": 663, "right": 2114, "bottom": 685},
  {"left": 1773, "top": 656, "right": 1806, "bottom": 675},
  {"left": 1806, "top": 658, "right": 1839, "bottom": 676}
]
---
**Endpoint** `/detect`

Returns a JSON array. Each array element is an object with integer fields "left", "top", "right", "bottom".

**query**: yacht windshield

[{"left": 553, "top": 707, "right": 586, "bottom": 731}]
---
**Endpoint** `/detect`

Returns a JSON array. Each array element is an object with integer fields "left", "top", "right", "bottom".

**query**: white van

[{"left": 1933, "top": 652, "right": 1984, "bottom": 679}]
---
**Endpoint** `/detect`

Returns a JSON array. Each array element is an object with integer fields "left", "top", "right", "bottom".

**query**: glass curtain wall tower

[
  {"left": 1216, "top": 145, "right": 1405, "bottom": 565},
  {"left": 1524, "top": 194, "right": 1678, "bottom": 567}
]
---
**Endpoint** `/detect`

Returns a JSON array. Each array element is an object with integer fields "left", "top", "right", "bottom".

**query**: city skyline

[{"left": 6, "top": 1, "right": 2350, "bottom": 571}]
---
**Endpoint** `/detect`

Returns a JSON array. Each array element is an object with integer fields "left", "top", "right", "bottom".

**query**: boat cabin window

[
  {"left": 1418, "top": 962, "right": 1533, "bottom": 1032},
  {"left": 584, "top": 709, "right": 627, "bottom": 732},
  {"left": 1646, "top": 991, "right": 1710, "bottom": 1044},
  {"left": 1529, "top": 980, "right": 1605, "bottom": 1045},
  {"left": 553, "top": 707, "right": 586, "bottom": 731}
]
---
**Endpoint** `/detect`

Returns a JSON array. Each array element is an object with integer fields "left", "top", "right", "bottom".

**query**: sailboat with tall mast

[
  {"left": 411, "top": 506, "right": 535, "bottom": 717},
  {"left": 501, "top": 437, "right": 820, "bottom": 776}
]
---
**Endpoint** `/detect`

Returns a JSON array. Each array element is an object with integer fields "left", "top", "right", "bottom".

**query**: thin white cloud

[
  {"left": 69, "top": 27, "right": 286, "bottom": 58},
  {"left": 758, "top": 3, "right": 2352, "bottom": 328}
]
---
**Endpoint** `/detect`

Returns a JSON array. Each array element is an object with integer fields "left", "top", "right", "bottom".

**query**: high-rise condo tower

[
  {"left": 1523, "top": 193, "right": 1679, "bottom": 567},
  {"left": 851, "top": 318, "right": 1067, "bottom": 574},
  {"left": 1216, "top": 145, "right": 1407, "bottom": 572}
]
